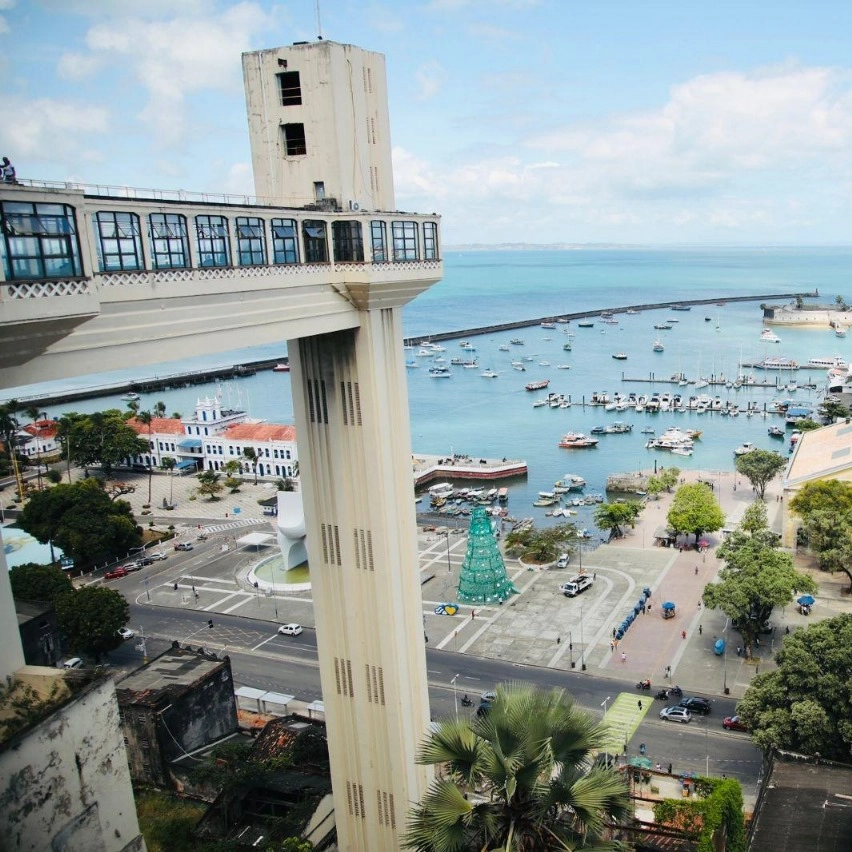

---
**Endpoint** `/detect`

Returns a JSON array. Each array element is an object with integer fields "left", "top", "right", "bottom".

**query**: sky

[{"left": 3, "top": 0, "right": 852, "bottom": 245}]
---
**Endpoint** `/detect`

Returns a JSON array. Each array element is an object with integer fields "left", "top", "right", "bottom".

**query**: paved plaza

[{"left": 106, "top": 464, "right": 848, "bottom": 700}]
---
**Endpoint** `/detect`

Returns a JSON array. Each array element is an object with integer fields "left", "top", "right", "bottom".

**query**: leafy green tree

[
  {"left": 56, "top": 585, "right": 130, "bottom": 657},
  {"left": 9, "top": 563, "right": 74, "bottom": 605},
  {"left": 644, "top": 475, "right": 665, "bottom": 500},
  {"left": 19, "top": 478, "right": 141, "bottom": 568},
  {"left": 793, "top": 418, "right": 821, "bottom": 432},
  {"left": 0, "top": 399, "right": 23, "bottom": 498},
  {"left": 154, "top": 400, "right": 167, "bottom": 418},
  {"left": 58, "top": 409, "right": 148, "bottom": 478},
  {"left": 503, "top": 521, "right": 578, "bottom": 563},
  {"left": 819, "top": 399, "right": 850, "bottom": 422},
  {"left": 667, "top": 482, "right": 725, "bottom": 544},
  {"left": 243, "top": 446, "right": 260, "bottom": 485},
  {"left": 223, "top": 459, "right": 242, "bottom": 493},
  {"left": 658, "top": 467, "right": 680, "bottom": 491},
  {"left": 404, "top": 682, "right": 630, "bottom": 851},
  {"left": 594, "top": 500, "right": 641, "bottom": 539},
  {"left": 737, "top": 614, "right": 852, "bottom": 761},
  {"left": 734, "top": 449, "right": 787, "bottom": 499},
  {"left": 790, "top": 480, "right": 852, "bottom": 592},
  {"left": 196, "top": 469, "right": 224, "bottom": 501},
  {"left": 23, "top": 405, "right": 47, "bottom": 492},
  {"left": 703, "top": 508, "right": 816, "bottom": 658}
]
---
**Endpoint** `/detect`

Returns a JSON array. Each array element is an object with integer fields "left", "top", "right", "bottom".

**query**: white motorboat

[
  {"left": 734, "top": 442, "right": 757, "bottom": 456},
  {"left": 554, "top": 474, "right": 586, "bottom": 492},
  {"left": 761, "top": 329, "right": 781, "bottom": 343},
  {"left": 122, "top": 392, "right": 140, "bottom": 401},
  {"left": 480, "top": 369, "right": 499, "bottom": 378}
]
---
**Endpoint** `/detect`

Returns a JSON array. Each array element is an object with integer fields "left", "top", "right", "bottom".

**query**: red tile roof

[
  {"left": 127, "top": 417, "right": 186, "bottom": 436},
  {"left": 22, "top": 420, "right": 58, "bottom": 439},
  {"left": 222, "top": 423, "right": 297, "bottom": 442}
]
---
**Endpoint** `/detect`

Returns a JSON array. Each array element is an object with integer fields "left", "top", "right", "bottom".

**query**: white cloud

[
  {"left": 57, "top": 52, "right": 102, "bottom": 80},
  {"left": 0, "top": 97, "right": 109, "bottom": 160},
  {"left": 415, "top": 60, "right": 447, "bottom": 101}
]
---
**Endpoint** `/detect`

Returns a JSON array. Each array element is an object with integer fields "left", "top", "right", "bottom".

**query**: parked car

[
  {"left": 556, "top": 553, "right": 570, "bottom": 569},
  {"left": 174, "top": 542, "right": 194, "bottom": 551},
  {"left": 679, "top": 696, "right": 712, "bottom": 715},
  {"left": 104, "top": 567, "right": 129, "bottom": 580},
  {"left": 122, "top": 561, "right": 144, "bottom": 572},
  {"left": 660, "top": 706, "right": 692, "bottom": 723},
  {"left": 136, "top": 556, "right": 154, "bottom": 566},
  {"left": 63, "top": 657, "right": 83, "bottom": 669},
  {"left": 723, "top": 715, "right": 749, "bottom": 732},
  {"left": 148, "top": 552, "right": 168, "bottom": 561},
  {"left": 117, "top": 627, "right": 136, "bottom": 640},
  {"left": 278, "top": 623, "right": 303, "bottom": 636}
]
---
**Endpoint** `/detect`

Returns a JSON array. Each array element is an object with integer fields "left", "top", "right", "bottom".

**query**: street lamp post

[
  {"left": 568, "top": 630, "right": 573, "bottom": 668},
  {"left": 601, "top": 696, "right": 610, "bottom": 764},
  {"left": 181, "top": 620, "right": 214, "bottom": 646},
  {"left": 451, "top": 673, "right": 460, "bottom": 720},
  {"left": 580, "top": 604, "right": 586, "bottom": 671},
  {"left": 446, "top": 530, "right": 452, "bottom": 573}
]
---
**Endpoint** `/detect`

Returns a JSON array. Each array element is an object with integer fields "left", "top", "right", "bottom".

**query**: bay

[{"left": 9, "top": 247, "right": 852, "bottom": 531}]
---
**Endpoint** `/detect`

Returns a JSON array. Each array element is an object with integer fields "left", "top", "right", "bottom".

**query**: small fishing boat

[
  {"left": 652, "top": 340, "right": 664, "bottom": 352},
  {"left": 272, "top": 363, "right": 291, "bottom": 373},
  {"left": 612, "top": 352, "right": 627, "bottom": 360},
  {"left": 122, "top": 392, "right": 140, "bottom": 401},
  {"left": 768, "top": 425, "right": 785, "bottom": 438}
]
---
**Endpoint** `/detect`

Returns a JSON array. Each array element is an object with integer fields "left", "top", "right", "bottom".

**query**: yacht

[
  {"left": 760, "top": 328, "right": 781, "bottom": 343},
  {"left": 510, "top": 338, "right": 524, "bottom": 345},
  {"left": 612, "top": 352, "right": 627, "bottom": 360},
  {"left": 553, "top": 474, "right": 586, "bottom": 492},
  {"left": 533, "top": 491, "right": 559, "bottom": 507},
  {"left": 480, "top": 369, "right": 499, "bottom": 378},
  {"left": 653, "top": 340, "right": 665, "bottom": 352},
  {"left": 558, "top": 432, "right": 599, "bottom": 449},
  {"left": 121, "top": 391, "right": 140, "bottom": 401},
  {"left": 428, "top": 366, "right": 452, "bottom": 378},
  {"left": 734, "top": 442, "right": 757, "bottom": 456}
]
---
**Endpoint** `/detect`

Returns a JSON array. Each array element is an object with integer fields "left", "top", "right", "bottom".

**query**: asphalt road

[{"left": 111, "top": 599, "right": 764, "bottom": 799}]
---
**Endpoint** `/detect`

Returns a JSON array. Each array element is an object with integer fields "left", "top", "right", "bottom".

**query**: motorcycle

[
  {"left": 636, "top": 679, "right": 651, "bottom": 691},
  {"left": 655, "top": 689, "right": 670, "bottom": 701},
  {"left": 671, "top": 685, "right": 683, "bottom": 697},
  {"left": 461, "top": 695, "right": 473, "bottom": 708}
]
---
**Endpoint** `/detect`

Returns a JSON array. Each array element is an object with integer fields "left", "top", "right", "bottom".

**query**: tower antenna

[{"left": 316, "top": 0, "right": 323, "bottom": 39}]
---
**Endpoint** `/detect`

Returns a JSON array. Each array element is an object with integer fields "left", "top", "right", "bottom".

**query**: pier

[{"left": 412, "top": 454, "right": 528, "bottom": 487}]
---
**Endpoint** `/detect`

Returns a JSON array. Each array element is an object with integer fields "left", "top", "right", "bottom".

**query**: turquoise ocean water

[{"left": 8, "top": 247, "right": 852, "bottom": 531}]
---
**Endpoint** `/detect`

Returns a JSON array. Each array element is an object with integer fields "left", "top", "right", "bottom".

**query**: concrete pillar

[{"left": 289, "top": 308, "right": 431, "bottom": 849}]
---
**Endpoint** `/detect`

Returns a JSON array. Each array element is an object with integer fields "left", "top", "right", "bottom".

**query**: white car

[
  {"left": 63, "top": 657, "right": 83, "bottom": 669},
  {"left": 117, "top": 627, "right": 136, "bottom": 640},
  {"left": 556, "top": 553, "right": 570, "bottom": 568},
  {"left": 278, "top": 623, "right": 303, "bottom": 636},
  {"left": 148, "top": 552, "right": 168, "bottom": 561},
  {"left": 660, "top": 706, "right": 692, "bottom": 724}
]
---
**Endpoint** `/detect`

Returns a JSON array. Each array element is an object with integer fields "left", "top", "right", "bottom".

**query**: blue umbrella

[
  {"left": 662, "top": 601, "right": 676, "bottom": 611},
  {"left": 797, "top": 595, "right": 815, "bottom": 606}
]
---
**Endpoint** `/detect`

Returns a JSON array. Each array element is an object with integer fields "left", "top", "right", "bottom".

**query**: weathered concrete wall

[{"left": 0, "top": 678, "right": 145, "bottom": 851}]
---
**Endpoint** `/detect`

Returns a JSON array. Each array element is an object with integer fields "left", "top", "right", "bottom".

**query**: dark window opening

[
  {"left": 423, "top": 221, "right": 439, "bottom": 260},
  {"left": 271, "top": 218, "right": 299, "bottom": 264},
  {"left": 332, "top": 221, "right": 364, "bottom": 263},
  {"left": 195, "top": 215, "right": 231, "bottom": 268},
  {"left": 277, "top": 71, "right": 302, "bottom": 106},
  {"left": 282, "top": 123, "right": 307, "bottom": 156},
  {"left": 1, "top": 201, "right": 82, "bottom": 280},
  {"left": 370, "top": 221, "right": 388, "bottom": 262},
  {"left": 149, "top": 212, "right": 189, "bottom": 269},
  {"left": 302, "top": 219, "right": 328, "bottom": 263},
  {"left": 235, "top": 216, "right": 266, "bottom": 266},
  {"left": 391, "top": 221, "right": 419, "bottom": 262},
  {"left": 314, "top": 181, "right": 325, "bottom": 200},
  {"left": 94, "top": 211, "right": 143, "bottom": 272}
]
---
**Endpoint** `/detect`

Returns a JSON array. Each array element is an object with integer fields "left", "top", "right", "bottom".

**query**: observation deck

[{"left": 0, "top": 180, "right": 441, "bottom": 387}]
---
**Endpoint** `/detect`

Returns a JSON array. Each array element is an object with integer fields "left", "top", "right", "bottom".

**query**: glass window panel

[
  {"left": 149, "top": 213, "right": 189, "bottom": 269},
  {"left": 195, "top": 215, "right": 230, "bottom": 268},
  {"left": 94, "top": 211, "right": 143, "bottom": 271},
  {"left": 332, "top": 220, "right": 364, "bottom": 262},
  {"left": 302, "top": 220, "right": 328, "bottom": 263},
  {"left": 0, "top": 201, "right": 81, "bottom": 279},
  {"left": 271, "top": 218, "right": 299, "bottom": 264},
  {"left": 370, "top": 221, "right": 387, "bottom": 262}
]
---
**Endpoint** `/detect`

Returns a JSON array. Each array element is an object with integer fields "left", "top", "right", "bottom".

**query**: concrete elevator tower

[{"left": 243, "top": 42, "right": 437, "bottom": 849}]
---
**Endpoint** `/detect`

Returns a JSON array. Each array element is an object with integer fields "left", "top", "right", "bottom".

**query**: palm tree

[
  {"left": 243, "top": 446, "right": 259, "bottom": 485},
  {"left": 0, "top": 400, "right": 23, "bottom": 500},
  {"left": 404, "top": 682, "right": 630, "bottom": 851},
  {"left": 154, "top": 400, "right": 167, "bottom": 418},
  {"left": 136, "top": 410, "right": 154, "bottom": 505},
  {"left": 23, "top": 405, "right": 46, "bottom": 492},
  {"left": 161, "top": 455, "right": 176, "bottom": 507}
]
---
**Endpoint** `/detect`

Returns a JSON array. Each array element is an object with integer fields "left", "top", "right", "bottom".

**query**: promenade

[{"left": 101, "top": 462, "right": 851, "bottom": 705}]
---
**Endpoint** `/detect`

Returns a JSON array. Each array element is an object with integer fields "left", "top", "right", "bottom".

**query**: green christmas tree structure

[{"left": 457, "top": 506, "right": 517, "bottom": 604}]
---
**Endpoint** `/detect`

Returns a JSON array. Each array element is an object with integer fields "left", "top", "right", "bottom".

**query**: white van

[
  {"left": 63, "top": 657, "right": 83, "bottom": 669},
  {"left": 556, "top": 553, "right": 570, "bottom": 568}
]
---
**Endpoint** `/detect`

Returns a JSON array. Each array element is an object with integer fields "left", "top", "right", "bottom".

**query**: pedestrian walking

[
  {"left": 593, "top": 572, "right": 597, "bottom": 580},
  {"left": 639, "top": 742, "right": 646, "bottom": 755},
  {"left": 736, "top": 646, "right": 742, "bottom": 656},
  {"left": 610, "top": 641, "right": 615, "bottom": 652},
  {"left": 667, "top": 762, "right": 673, "bottom": 775},
  {"left": 785, "top": 625, "right": 790, "bottom": 635},
  {"left": 681, "top": 630, "right": 687, "bottom": 640},
  {"left": 664, "top": 665, "right": 671, "bottom": 679},
  {"left": 647, "top": 602, "right": 652, "bottom": 613},
  {"left": 471, "top": 609, "right": 476, "bottom": 619},
  {"left": 621, "top": 652, "right": 627, "bottom": 664},
  {"left": 698, "top": 624, "right": 703, "bottom": 635},
  {"left": 623, "top": 742, "right": 628, "bottom": 754},
  {"left": 655, "top": 762, "right": 662, "bottom": 771},
  {"left": 556, "top": 636, "right": 561, "bottom": 644},
  {"left": 638, "top": 700, "right": 643, "bottom": 711},
  {"left": 695, "top": 565, "right": 699, "bottom": 575}
]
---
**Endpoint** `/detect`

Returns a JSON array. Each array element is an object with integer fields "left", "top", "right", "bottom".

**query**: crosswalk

[
  {"left": 601, "top": 692, "right": 651, "bottom": 753},
  {"left": 199, "top": 518, "right": 267, "bottom": 534}
]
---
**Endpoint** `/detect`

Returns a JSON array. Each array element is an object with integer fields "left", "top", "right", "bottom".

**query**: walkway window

[
  {"left": 0, "top": 201, "right": 82, "bottom": 280},
  {"left": 423, "top": 221, "right": 439, "bottom": 260},
  {"left": 282, "top": 123, "right": 307, "bottom": 157},
  {"left": 392, "top": 221, "right": 419, "bottom": 261},
  {"left": 149, "top": 213, "right": 189, "bottom": 269},
  {"left": 94, "top": 211, "right": 143, "bottom": 271},
  {"left": 370, "top": 221, "right": 388, "bottom": 262},
  {"left": 332, "top": 220, "right": 364, "bottom": 262},
  {"left": 271, "top": 218, "right": 299, "bottom": 264},
  {"left": 235, "top": 216, "right": 266, "bottom": 266},
  {"left": 195, "top": 215, "right": 231, "bottom": 268},
  {"left": 302, "top": 220, "right": 328, "bottom": 263},
  {"left": 277, "top": 71, "right": 302, "bottom": 106}
]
